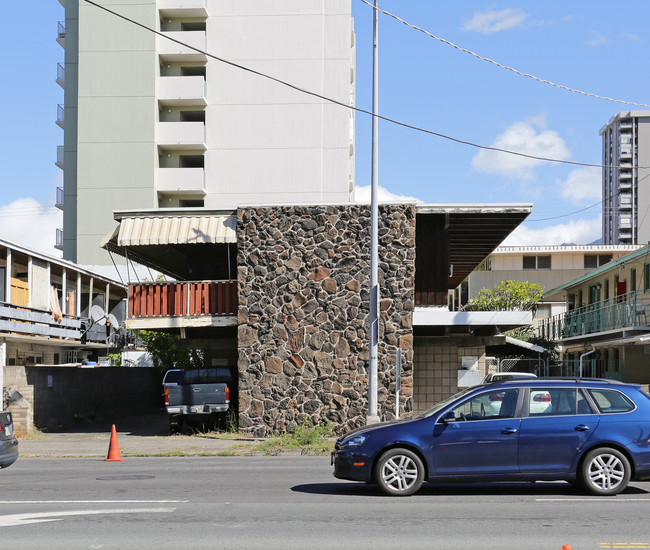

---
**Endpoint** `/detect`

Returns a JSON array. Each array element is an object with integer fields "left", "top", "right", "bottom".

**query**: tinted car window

[
  {"left": 588, "top": 389, "right": 635, "bottom": 413},
  {"left": 450, "top": 389, "right": 519, "bottom": 421}
]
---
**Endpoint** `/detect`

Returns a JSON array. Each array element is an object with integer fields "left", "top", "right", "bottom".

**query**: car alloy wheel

[
  {"left": 375, "top": 448, "right": 424, "bottom": 496},
  {"left": 580, "top": 447, "right": 631, "bottom": 496}
]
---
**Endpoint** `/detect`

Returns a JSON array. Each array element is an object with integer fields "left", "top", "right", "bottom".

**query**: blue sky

[{"left": 1, "top": 1, "right": 649, "bottom": 256}]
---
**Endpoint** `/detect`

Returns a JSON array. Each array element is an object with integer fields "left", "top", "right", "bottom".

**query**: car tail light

[
  {"left": 164, "top": 388, "right": 169, "bottom": 405},
  {"left": 533, "top": 393, "right": 551, "bottom": 402},
  {"left": 225, "top": 386, "right": 230, "bottom": 403},
  {"left": 489, "top": 393, "right": 504, "bottom": 402},
  {"left": 0, "top": 422, "right": 3, "bottom": 432}
]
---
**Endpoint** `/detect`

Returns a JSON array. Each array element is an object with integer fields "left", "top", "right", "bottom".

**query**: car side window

[
  {"left": 587, "top": 389, "right": 635, "bottom": 413},
  {"left": 528, "top": 388, "right": 579, "bottom": 416},
  {"left": 449, "top": 389, "right": 520, "bottom": 421}
]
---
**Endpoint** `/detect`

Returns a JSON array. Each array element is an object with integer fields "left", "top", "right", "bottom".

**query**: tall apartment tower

[
  {"left": 56, "top": 0, "right": 356, "bottom": 264},
  {"left": 601, "top": 111, "right": 650, "bottom": 245}
]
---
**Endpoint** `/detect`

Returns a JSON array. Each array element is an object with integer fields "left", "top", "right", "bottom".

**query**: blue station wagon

[{"left": 332, "top": 379, "right": 650, "bottom": 496}]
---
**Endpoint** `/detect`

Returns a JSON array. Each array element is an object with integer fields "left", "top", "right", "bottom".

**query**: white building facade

[
  {"left": 601, "top": 111, "right": 650, "bottom": 245},
  {"left": 56, "top": 0, "right": 356, "bottom": 264}
]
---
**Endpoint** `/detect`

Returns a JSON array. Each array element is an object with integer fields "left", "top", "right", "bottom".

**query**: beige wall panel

[
  {"left": 77, "top": 143, "right": 157, "bottom": 190},
  {"left": 77, "top": 97, "right": 156, "bottom": 143},
  {"left": 211, "top": 0, "right": 350, "bottom": 17},
  {"left": 79, "top": 2, "right": 157, "bottom": 52},
  {"left": 78, "top": 52, "right": 156, "bottom": 97},
  {"left": 30, "top": 259, "right": 50, "bottom": 312}
]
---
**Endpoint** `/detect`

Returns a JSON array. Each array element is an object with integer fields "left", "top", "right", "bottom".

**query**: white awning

[{"left": 116, "top": 214, "right": 236, "bottom": 246}]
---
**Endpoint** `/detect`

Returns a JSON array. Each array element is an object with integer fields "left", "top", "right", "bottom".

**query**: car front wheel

[
  {"left": 375, "top": 448, "right": 424, "bottom": 496},
  {"left": 580, "top": 447, "right": 631, "bottom": 496}
]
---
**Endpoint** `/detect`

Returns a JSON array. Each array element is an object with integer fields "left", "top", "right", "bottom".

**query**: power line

[
  {"left": 81, "top": 0, "right": 647, "bottom": 172},
  {"left": 359, "top": 0, "right": 650, "bottom": 109}
]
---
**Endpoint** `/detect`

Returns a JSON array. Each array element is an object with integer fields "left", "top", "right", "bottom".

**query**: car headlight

[{"left": 340, "top": 433, "right": 368, "bottom": 449}]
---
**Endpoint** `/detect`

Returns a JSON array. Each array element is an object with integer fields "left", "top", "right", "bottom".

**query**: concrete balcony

[
  {"left": 158, "top": 76, "right": 207, "bottom": 107},
  {"left": 156, "top": 121, "right": 206, "bottom": 150},
  {"left": 157, "top": 168, "right": 206, "bottom": 196},
  {"left": 55, "top": 228, "right": 64, "bottom": 251},
  {"left": 158, "top": 31, "right": 207, "bottom": 62},
  {"left": 159, "top": 0, "right": 209, "bottom": 18}
]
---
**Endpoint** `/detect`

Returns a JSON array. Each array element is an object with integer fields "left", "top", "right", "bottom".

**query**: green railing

[{"left": 538, "top": 291, "right": 640, "bottom": 341}]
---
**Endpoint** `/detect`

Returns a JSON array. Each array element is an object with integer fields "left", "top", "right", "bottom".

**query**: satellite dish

[
  {"left": 90, "top": 305, "right": 106, "bottom": 325},
  {"left": 107, "top": 313, "right": 120, "bottom": 330}
]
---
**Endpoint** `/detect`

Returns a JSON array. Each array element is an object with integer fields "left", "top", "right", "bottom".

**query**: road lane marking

[
  {"left": 0, "top": 500, "right": 189, "bottom": 504},
  {"left": 0, "top": 508, "right": 176, "bottom": 527},
  {"left": 536, "top": 498, "right": 650, "bottom": 502}
]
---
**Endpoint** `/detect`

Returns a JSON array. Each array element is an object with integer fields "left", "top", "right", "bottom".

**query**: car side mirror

[{"left": 440, "top": 411, "right": 456, "bottom": 424}]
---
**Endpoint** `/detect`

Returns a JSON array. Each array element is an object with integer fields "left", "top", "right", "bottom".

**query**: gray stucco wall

[{"left": 237, "top": 204, "right": 416, "bottom": 437}]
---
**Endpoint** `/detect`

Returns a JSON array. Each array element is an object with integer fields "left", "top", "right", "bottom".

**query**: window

[
  {"left": 449, "top": 389, "right": 520, "bottom": 421},
  {"left": 523, "top": 255, "right": 551, "bottom": 270},
  {"left": 604, "top": 278, "right": 610, "bottom": 300},
  {"left": 584, "top": 254, "right": 613, "bottom": 269},
  {"left": 631, "top": 268, "right": 637, "bottom": 293},
  {"left": 644, "top": 264, "right": 650, "bottom": 292},
  {"left": 587, "top": 389, "right": 635, "bottom": 413},
  {"left": 528, "top": 388, "right": 583, "bottom": 416}
]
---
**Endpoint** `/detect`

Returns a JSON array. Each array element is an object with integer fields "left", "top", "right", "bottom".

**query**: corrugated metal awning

[{"left": 117, "top": 214, "right": 236, "bottom": 246}]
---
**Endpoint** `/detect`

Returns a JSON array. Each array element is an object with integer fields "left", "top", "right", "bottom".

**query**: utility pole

[{"left": 367, "top": 0, "right": 380, "bottom": 425}]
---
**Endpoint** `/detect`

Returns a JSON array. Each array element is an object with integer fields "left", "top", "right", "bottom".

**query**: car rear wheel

[
  {"left": 375, "top": 448, "right": 424, "bottom": 496},
  {"left": 580, "top": 447, "right": 631, "bottom": 496}
]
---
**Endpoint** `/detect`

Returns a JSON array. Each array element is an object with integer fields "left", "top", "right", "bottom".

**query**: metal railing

[
  {"left": 56, "top": 63, "right": 65, "bottom": 87},
  {"left": 57, "top": 21, "right": 65, "bottom": 40},
  {"left": 57, "top": 104, "right": 64, "bottom": 127},
  {"left": 537, "top": 291, "right": 643, "bottom": 341},
  {"left": 56, "top": 187, "right": 64, "bottom": 208},
  {"left": 128, "top": 280, "right": 237, "bottom": 318},
  {"left": 55, "top": 228, "right": 64, "bottom": 250}
]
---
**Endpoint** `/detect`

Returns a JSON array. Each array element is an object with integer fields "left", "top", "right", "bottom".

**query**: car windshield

[{"left": 416, "top": 387, "right": 476, "bottom": 418}]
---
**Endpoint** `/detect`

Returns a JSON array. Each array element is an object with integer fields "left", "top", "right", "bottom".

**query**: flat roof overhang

[{"left": 415, "top": 203, "right": 532, "bottom": 289}]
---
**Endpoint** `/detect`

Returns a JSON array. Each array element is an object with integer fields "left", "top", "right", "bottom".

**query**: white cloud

[
  {"left": 472, "top": 118, "right": 570, "bottom": 180},
  {"left": 586, "top": 31, "right": 611, "bottom": 47},
  {"left": 0, "top": 198, "right": 62, "bottom": 256},
  {"left": 558, "top": 167, "right": 601, "bottom": 204},
  {"left": 502, "top": 218, "right": 601, "bottom": 246},
  {"left": 462, "top": 9, "right": 528, "bottom": 34},
  {"left": 354, "top": 185, "right": 423, "bottom": 203}
]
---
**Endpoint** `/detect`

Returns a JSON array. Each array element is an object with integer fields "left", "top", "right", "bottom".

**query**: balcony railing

[
  {"left": 55, "top": 228, "right": 64, "bottom": 250},
  {"left": 55, "top": 187, "right": 64, "bottom": 209},
  {"left": 129, "top": 281, "right": 237, "bottom": 318},
  {"left": 56, "top": 104, "right": 64, "bottom": 129},
  {"left": 537, "top": 291, "right": 647, "bottom": 341},
  {"left": 56, "top": 145, "right": 64, "bottom": 170},
  {"left": 56, "top": 63, "right": 65, "bottom": 88},
  {"left": 57, "top": 21, "right": 65, "bottom": 47}
]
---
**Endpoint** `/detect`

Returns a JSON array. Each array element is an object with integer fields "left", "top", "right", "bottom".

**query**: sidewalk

[{"left": 17, "top": 410, "right": 259, "bottom": 458}]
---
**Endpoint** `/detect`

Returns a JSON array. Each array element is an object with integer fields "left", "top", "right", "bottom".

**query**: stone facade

[{"left": 237, "top": 204, "right": 416, "bottom": 436}]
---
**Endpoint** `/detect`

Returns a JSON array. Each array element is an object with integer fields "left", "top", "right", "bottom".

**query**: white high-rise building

[
  {"left": 56, "top": 0, "right": 356, "bottom": 264},
  {"left": 601, "top": 111, "right": 650, "bottom": 245}
]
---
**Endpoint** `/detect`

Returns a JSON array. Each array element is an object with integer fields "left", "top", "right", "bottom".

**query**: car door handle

[
  {"left": 501, "top": 428, "right": 518, "bottom": 434},
  {"left": 575, "top": 425, "right": 590, "bottom": 432}
]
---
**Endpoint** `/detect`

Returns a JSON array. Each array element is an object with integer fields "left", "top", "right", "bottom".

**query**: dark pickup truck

[{"left": 164, "top": 367, "right": 233, "bottom": 433}]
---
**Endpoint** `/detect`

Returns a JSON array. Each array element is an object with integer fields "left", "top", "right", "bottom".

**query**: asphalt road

[{"left": 1, "top": 457, "right": 650, "bottom": 549}]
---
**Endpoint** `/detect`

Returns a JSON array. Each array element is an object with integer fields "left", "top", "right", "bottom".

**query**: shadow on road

[
  {"left": 291, "top": 481, "right": 650, "bottom": 497},
  {"left": 45, "top": 408, "right": 170, "bottom": 437}
]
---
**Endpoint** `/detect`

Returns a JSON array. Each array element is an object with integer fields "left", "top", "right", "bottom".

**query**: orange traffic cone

[
  {"left": 105, "top": 424, "right": 124, "bottom": 462},
  {"left": 562, "top": 545, "right": 572, "bottom": 550}
]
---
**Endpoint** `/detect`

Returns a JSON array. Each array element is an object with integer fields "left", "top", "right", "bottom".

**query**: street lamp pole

[{"left": 367, "top": 0, "right": 380, "bottom": 425}]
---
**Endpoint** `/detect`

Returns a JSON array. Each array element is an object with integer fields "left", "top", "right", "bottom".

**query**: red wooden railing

[{"left": 128, "top": 281, "right": 237, "bottom": 318}]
